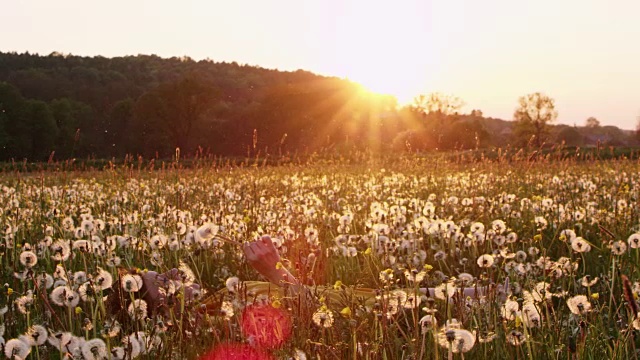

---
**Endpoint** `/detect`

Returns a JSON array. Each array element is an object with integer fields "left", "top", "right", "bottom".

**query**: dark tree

[
  {"left": 411, "top": 93, "right": 464, "bottom": 117},
  {"left": 0, "top": 82, "right": 27, "bottom": 159},
  {"left": 133, "top": 74, "right": 219, "bottom": 157},
  {"left": 106, "top": 98, "right": 134, "bottom": 156},
  {"left": 441, "top": 119, "right": 490, "bottom": 150},
  {"left": 585, "top": 117, "right": 600, "bottom": 128},
  {"left": 554, "top": 126, "right": 585, "bottom": 147},
  {"left": 513, "top": 92, "right": 557, "bottom": 148},
  {"left": 26, "top": 100, "right": 58, "bottom": 159},
  {"left": 50, "top": 98, "right": 92, "bottom": 158}
]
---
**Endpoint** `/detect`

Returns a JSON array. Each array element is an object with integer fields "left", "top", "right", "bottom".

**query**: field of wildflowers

[{"left": 1, "top": 155, "right": 640, "bottom": 359}]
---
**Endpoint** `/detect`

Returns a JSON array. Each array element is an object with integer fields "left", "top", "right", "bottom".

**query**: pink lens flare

[
  {"left": 200, "top": 343, "right": 273, "bottom": 360},
  {"left": 241, "top": 304, "right": 292, "bottom": 349}
]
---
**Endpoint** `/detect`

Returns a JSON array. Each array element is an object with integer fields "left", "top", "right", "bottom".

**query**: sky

[{"left": 2, "top": 0, "right": 640, "bottom": 129}]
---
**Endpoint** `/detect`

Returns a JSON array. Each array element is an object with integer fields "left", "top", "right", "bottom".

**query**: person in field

[
  {"left": 241, "top": 235, "right": 508, "bottom": 302},
  {"left": 134, "top": 235, "right": 507, "bottom": 317}
]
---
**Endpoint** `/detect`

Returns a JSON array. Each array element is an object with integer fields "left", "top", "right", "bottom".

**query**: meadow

[{"left": 1, "top": 154, "right": 640, "bottom": 359}]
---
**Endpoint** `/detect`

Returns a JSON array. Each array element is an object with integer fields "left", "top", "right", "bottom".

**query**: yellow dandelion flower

[{"left": 340, "top": 307, "right": 352, "bottom": 318}]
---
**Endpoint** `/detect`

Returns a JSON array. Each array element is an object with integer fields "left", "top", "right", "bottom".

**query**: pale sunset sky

[{"left": 2, "top": 0, "right": 639, "bottom": 129}]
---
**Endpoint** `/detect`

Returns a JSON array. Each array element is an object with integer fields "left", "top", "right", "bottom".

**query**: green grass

[{"left": 1, "top": 153, "right": 640, "bottom": 359}]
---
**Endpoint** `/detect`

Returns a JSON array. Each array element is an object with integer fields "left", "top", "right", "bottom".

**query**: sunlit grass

[{"left": 1, "top": 153, "right": 640, "bottom": 359}]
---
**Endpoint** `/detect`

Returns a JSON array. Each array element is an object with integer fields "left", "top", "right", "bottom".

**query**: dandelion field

[{"left": 2, "top": 155, "right": 640, "bottom": 359}]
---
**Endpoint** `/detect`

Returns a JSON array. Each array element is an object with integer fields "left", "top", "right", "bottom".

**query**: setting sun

[{"left": 315, "top": 1, "right": 434, "bottom": 105}]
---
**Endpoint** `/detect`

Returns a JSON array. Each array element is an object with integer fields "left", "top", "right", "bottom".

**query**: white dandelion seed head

[
  {"left": 27, "top": 325, "right": 48, "bottom": 346},
  {"left": 18, "top": 251, "right": 37, "bottom": 268},
  {"left": 628, "top": 233, "right": 640, "bottom": 249},
  {"left": 434, "top": 281, "right": 457, "bottom": 301},
  {"left": 436, "top": 327, "right": 476, "bottom": 353},
  {"left": 49, "top": 286, "right": 67, "bottom": 307},
  {"left": 312, "top": 306, "right": 334, "bottom": 328},
  {"left": 507, "top": 329, "right": 526, "bottom": 346},
  {"left": 123, "top": 335, "right": 142, "bottom": 358},
  {"left": 73, "top": 239, "right": 91, "bottom": 253},
  {"left": 18, "top": 334, "right": 35, "bottom": 347},
  {"left": 580, "top": 275, "right": 599, "bottom": 288},
  {"left": 522, "top": 303, "right": 542, "bottom": 328},
  {"left": 477, "top": 254, "right": 495, "bottom": 268},
  {"left": 419, "top": 314, "right": 438, "bottom": 331},
  {"left": 178, "top": 262, "right": 196, "bottom": 285},
  {"left": 72, "top": 271, "right": 88, "bottom": 285},
  {"left": 611, "top": 240, "right": 627, "bottom": 256},
  {"left": 559, "top": 229, "right": 576, "bottom": 242},
  {"left": 293, "top": 349, "right": 307, "bottom": 360},
  {"left": 15, "top": 294, "right": 34, "bottom": 315},
  {"left": 195, "top": 223, "right": 219, "bottom": 245},
  {"left": 120, "top": 274, "right": 143, "bottom": 293},
  {"left": 80, "top": 338, "right": 108, "bottom": 360},
  {"left": 571, "top": 237, "right": 592, "bottom": 253},
  {"left": 127, "top": 299, "right": 148, "bottom": 321},
  {"left": 94, "top": 268, "right": 113, "bottom": 291},
  {"left": 225, "top": 277, "right": 240, "bottom": 293},
  {"left": 501, "top": 299, "right": 520, "bottom": 321},
  {"left": 63, "top": 288, "right": 80, "bottom": 308},
  {"left": 4, "top": 338, "right": 31, "bottom": 359},
  {"left": 567, "top": 295, "right": 592, "bottom": 315},
  {"left": 35, "top": 273, "right": 54, "bottom": 290},
  {"left": 110, "top": 346, "right": 125, "bottom": 360}
]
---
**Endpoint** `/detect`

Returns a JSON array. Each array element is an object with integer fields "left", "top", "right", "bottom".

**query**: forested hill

[
  {"left": 0, "top": 52, "right": 636, "bottom": 161},
  {"left": 0, "top": 51, "right": 361, "bottom": 160}
]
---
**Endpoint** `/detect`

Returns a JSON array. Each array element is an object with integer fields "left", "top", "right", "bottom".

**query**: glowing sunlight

[{"left": 316, "top": 1, "right": 434, "bottom": 106}]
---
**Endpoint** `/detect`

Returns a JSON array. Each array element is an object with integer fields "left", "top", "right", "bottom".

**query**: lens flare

[
  {"left": 200, "top": 343, "right": 273, "bottom": 360},
  {"left": 241, "top": 304, "right": 292, "bottom": 349}
]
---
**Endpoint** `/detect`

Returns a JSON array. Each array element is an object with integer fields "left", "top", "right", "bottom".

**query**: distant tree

[
  {"left": 7, "top": 68, "right": 61, "bottom": 101},
  {"left": 0, "top": 112, "right": 7, "bottom": 152},
  {"left": 440, "top": 118, "right": 490, "bottom": 150},
  {"left": 50, "top": 98, "right": 93, "bottom": 158},
  {"left": 601, "top": 125, "right": 629, "bottom": 147},
  {"left": 411, "top": 93, "right": 464, "bottom": 116},
  {"left": 254, "top": 79, "right": 397, "bottom": 152},
  {"left": 133, "top": 74, "right": 219, "bottom": 156},
  {"left": 0, "top": 82, "right": 28, "bottom": 159},
  {"left": 21, "top": 99, "right": 58, "bottom": 160},
  {"left": 513, "top": 92, "right": 558, "bottom": 148},
  {"left": 636, "top": 114, "right": 640, "bottom": 142},
  {"left": 585, "top": 117, "right": 600, "bottom": 128},
  {"left": 409, "top": 93, "right": 465, "bottom": 149},
  {"left": 470, "top": 109, "right": 484, "bottom": 118},
  {"left": 554, "top": 126, "right": 584, "bottom": 147},
  {"left": 105, "top": 98, "right": 134, "bottom": 156}
]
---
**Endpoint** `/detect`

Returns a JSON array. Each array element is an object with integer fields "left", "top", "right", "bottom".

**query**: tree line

[{"left": 0, "top": 51, "right": 637, "bottom": 161}]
